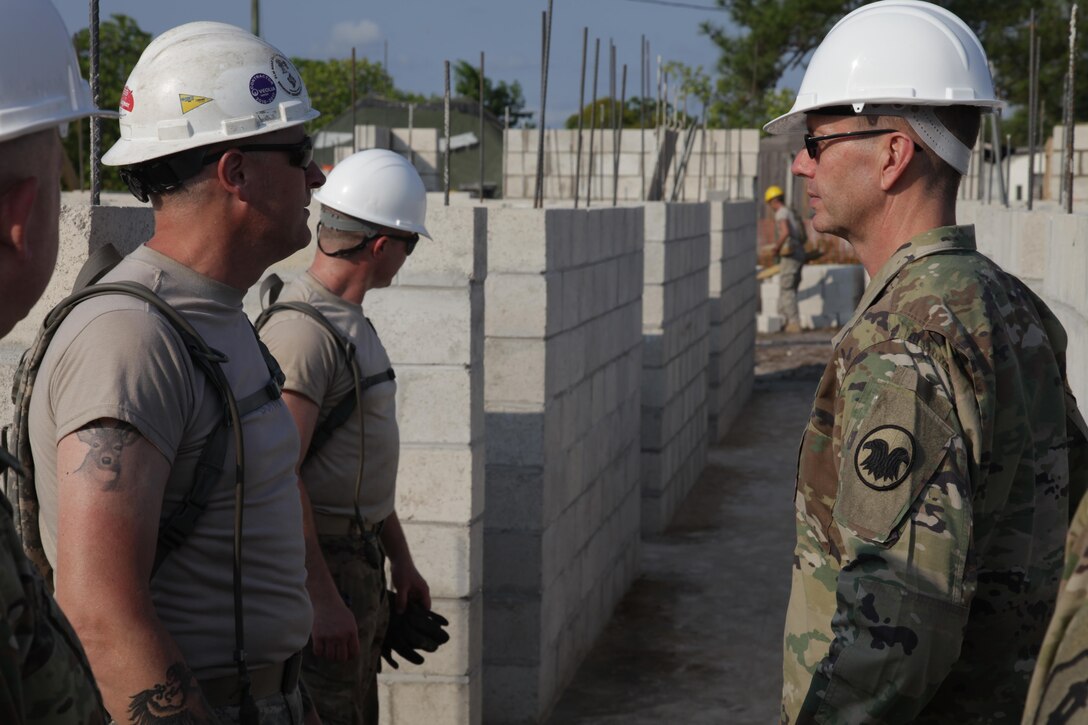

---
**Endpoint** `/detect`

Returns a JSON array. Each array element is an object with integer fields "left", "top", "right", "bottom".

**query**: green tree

[
  {"left": 66, "top": 14, "right": 152, "bottom": 191},
  {"left": 564, "top": 96, "right": 695, "bottom": 129},
  {"left": 452, "top": 60, "right": 530, "bottom": 126},
  {"left": 292, "top": 57, "right": 414, "bottom": 132},
  {"left": 701, "top": 1, "right": 1087, "bottom": 143}
]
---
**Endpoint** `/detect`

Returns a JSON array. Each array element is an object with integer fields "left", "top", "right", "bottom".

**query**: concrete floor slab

[{"left": 545, "top": 377, "right": 815, "bottom": 724}]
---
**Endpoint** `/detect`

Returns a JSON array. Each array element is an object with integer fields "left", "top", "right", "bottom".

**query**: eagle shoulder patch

[
  {"left": 835, "top": 382, "right": 955, "bottom": 545},
  {"left": 854, "top": 425, "right": 916, "bottom": 490}
]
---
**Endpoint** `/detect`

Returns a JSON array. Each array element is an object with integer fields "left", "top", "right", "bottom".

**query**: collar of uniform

[
  {"left": 299, "top": 270, "right": 365, "bottom": 317},
  {"left": 832, "top": 225, "right": 976, "bottom": 349},
  {"left": 132, "top": 244, "right": 246, "bottom": 308}
]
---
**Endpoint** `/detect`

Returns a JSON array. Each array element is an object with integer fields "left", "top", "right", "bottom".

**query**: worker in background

[
  {"left": 259, "top": 149, "right": 439, "bottom": 725},
  {"left": 0, "top": 0, "right": 105, "bottom": 721},
  {"left": 765, "top": 185, "right": 807, "bottom": 333},
  {"left": 764, "top": 1, "right": 1087, "bottom": 721}
]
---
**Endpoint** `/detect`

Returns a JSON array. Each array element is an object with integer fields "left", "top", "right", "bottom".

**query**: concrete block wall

[
  {"left": 1048, "top": 124, "right": 1088, "bottom": 205},
  {"left": 363, "top": 207, "right": 487, "bottom": 725},
  {"left": 757, "top": 264, "right": 865, "bottom": 330},
  {"left": 484, "top": 206, "right": 644, "bottom": 723},
  {"left": 333, "top": 125, "right": 441, "bottom": 191},
  {"left": 707, "top": 197, "right": 758, "bottom": 443},
  {"left": 503, "top": 128, "right": 759, "bottom": 203},
  {"left": 640, "top": 202, "right": 710, "bottom": 534},
  {"left": 957, "top": 201, "right": 1088, "bottom": 406}
]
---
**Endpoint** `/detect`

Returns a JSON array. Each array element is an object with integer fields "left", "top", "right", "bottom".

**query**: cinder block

[
  {"left": 398, "top": 445, "right": 483, "bottom": 523},
  {"left": 387, "top": 677, "right": 478, "bottom": 725},
  {"left": 485, "top": 337, "right": 546, "bottom": 408},
  {"left": 488, "top": 208, "right": 547, "bottom": 273},
  {"left": 397, "top": 365, "right": 476, "bottom": 445},
  {"left": 366, "top": 287, "right": 474, "bottom": 366},
  {"left": 400, "top": 519, "right": 482, "bottom": 599},
  {"left": 486, "top": 273, "right": 548, "bottom": 337}
]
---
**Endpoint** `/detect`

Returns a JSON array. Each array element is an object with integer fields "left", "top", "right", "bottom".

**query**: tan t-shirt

[
  {"left": 258, "top": 272, "right": 398, "bottom": 523},
  {"left": 28, "top": 245, "right": 311, "bottom": 678}
]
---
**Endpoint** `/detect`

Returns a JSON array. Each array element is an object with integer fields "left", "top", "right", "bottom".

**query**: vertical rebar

[
  {"left": 534, "top": 1, "right": 555, "bottom": 209},
  {"left": 479, "top": 51, "right": 485, "bottom": 203},
  {"left": 587, "top": 38, "right": 600, "bottom": 208},
  {"left": 1027, "top": 9, "right": 1037, "bottom": 210},
  {"left": 992, "top": 111, "right": 1008, "bottom": 206},
  {"left": 351, "top": 48, "right": 358, "bottom": 153},
  {"left": 1064, "top": 4, "right": 1077, "bottom": 213},
  {"left": 697, "top": 114, "right": 706, "bottom": 201},
  {"left": 610, "top": 42, "right": 618, "bottom": 206},
  {"left": 505, "top": 106, "right": 510, "bottom": 129},
  {"left": 251, "top": 0, "right": 259, "bottom": 36},
  {"left": 444, "top": 60, "right": 451, "bottom": 207},
  {"left": 986, "top": 115, "right": 994, "bottom": 204},
  {"left": 408, "top": 104, "right": 415, "bottom": 167},
  {"left": 614, "top": 64, "right": 627, "bottom": 206},
  {"left": 575, "top": 27, "right": 588, "bottom": 208},
  {"left": 1005, "top": 133, "right": 1012, "bottom": 205},
  {"left": 89, "top": 0, "right": 101, "bottom": 206},
  {"left": 640, "top": 36, "right": 646, "bottom": 201}
]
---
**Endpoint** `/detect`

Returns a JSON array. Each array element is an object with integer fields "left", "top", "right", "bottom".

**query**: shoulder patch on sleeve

[{"left": 836, "top": 382, "right": 955, "bottom": 544}]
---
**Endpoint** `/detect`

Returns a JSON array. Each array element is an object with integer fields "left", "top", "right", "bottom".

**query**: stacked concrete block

[
  {"left": 391, "top": 127, "right": 441, "bottom": 190},
  {"left": 484, "top": 206, "right": 644, "bottom": 723},
  {"left": 960, "top": 200, "right": 1088, "bottom": 407},
  {"left": 354, "top": 207, "right": 486, "bottom": 725},
  {"left": 503, "top": 128, "right": 759, "bottom": 203},
  {"left": 640, "top": 202, "right": 711, "bottom": 534},
  {"left": 757, "top": 264, "right": 865, "bottom": 330},
  {"left": 706, "top": 197, "right": 758, "bottom": 443},
  {"left": 1049, "top": 124, "right": 1088, "bottom": 205}
]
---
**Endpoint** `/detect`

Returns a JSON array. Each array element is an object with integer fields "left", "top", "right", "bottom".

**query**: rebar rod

[
  {"left": 1064, "top": 4, "right": 1077, "bottom": 213},
  {"left": 614, "top": 63, "right": 627, "bottom": 206},
  {"left": 587, "top": 38, "right": 600, "bottom": 208},
  {"left": 534, "top": 1, "right": 555, "bottom": 208},
  {"left": 575, "top": 28, "right": 588, "bottom": 209},
  {"left": 1028, "top": 9, "right": 1037, "bottom": 209},
  {"left": 640, "top": 36, "right": 646, "bottom": 201},
  {"left": 479, "top": 51, "right": 485, "bottom": 203},
  {"left": 444, "top": 60, "right": 450, "bottom": 206},
  {"left": 610, "top": 42, "right": 618, "bottom": 206},
  {"left": 351, "top": 48, "right": 358, "bottom": 153},
  {"left": 992, "top": 111, "right": 1007, "bottom": 206},
  {"left": 89, "top": 0, "right": 101, "bottom": 206}
]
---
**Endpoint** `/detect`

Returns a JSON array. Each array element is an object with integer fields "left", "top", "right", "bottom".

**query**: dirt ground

[{"left": 754, "top": 328, "right": 835, "bottom": 381}]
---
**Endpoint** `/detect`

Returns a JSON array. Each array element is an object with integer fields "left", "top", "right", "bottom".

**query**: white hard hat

[
  {"left": 0, "top": 0, "right": 103, "bottom": 143},
  {"left": 102, "top": 21, "right": 319, "bottom": 167},
  {"left": 764, "top": 0, "right": 1001, "bottom": 136},
  {"left": 314, "top": 150, "right": 431, "bottom": 238}
]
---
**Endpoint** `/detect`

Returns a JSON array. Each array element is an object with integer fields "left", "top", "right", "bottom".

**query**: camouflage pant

[
  {"left": 778, "top": 257, "right": 803, "bottom": 326},
  {"left": 211, "top": 688, "right": 303, "bottom": 725},
  {"left": 302, "top": 534, "right": 388, "bottom": 725}
]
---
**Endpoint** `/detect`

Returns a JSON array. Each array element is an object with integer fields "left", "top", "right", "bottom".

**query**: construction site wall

[
  {"left": 482, "top": 206, "right": 644, "bottom": 723},
  {"left": 958, "top": 200, "right": 1088, "bottom": 406},
  {"left": 639, "top": 202, "right": 710, "bottom": 534},
  {"left": 0, "top": 194, "right": 762, "bottom": 725},
  {"left": 503, "top": 128, "right": 760, "bottom": 204},
  {"left": 707, "top": 197, "right": 758, "bottom": 442}
]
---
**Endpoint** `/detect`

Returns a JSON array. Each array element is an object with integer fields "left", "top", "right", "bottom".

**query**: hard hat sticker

[
  {"left": 179, "top": 94, "right": 213, "bottom": 114},
  {"left": 271, "top": 55, "right": 302, "bottom": 96},
  {"left": 249, "top": 73, "right": 277, "bottom": 105},
  {"left": 120, "top": 86, "right": 134, "bottom": 112}
]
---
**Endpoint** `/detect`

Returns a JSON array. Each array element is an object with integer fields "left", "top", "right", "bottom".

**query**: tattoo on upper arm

[
  {"left": 128, "top": 662, "right": 208, "bottom": 725},
  {"left": 75, "top": 420, "right": 139, "bottom": 491}
]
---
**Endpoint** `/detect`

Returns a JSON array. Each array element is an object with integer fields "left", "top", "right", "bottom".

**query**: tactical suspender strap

[{"left": 255, "top": 281, "right": 395, "bottom": 532}]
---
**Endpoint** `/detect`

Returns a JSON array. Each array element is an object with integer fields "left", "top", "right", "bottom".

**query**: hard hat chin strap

[{"left": 855, "top": 103, "right": 973, "bottom": 175}]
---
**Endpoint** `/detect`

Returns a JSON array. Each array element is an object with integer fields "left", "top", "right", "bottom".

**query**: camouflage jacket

[
  {"left": 1022, "top": 448, "right": 1088, "bottom": 724},
  {"left": 0, "top": 487, "right": 103, "bottom": 724},
  {"left": 782, "top": 225, "right": 1088, "bottom": 724}
]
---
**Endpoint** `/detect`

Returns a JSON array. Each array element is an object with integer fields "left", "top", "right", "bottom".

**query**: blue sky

[{"left": 54, "top": 0, "right": 780, "bottom": 127}]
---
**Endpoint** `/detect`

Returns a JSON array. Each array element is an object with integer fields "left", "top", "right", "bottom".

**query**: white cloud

[{"left": 329, "top": 19, "right": 382, "bottom": 51}]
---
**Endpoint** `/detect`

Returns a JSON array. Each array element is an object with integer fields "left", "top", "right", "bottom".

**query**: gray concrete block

[{"left": 398, "top": 445, "right": 483, "bottom": 523}]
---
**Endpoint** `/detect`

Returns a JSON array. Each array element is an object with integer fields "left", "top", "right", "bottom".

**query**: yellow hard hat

[{"left": 764, "top": 185, "right": 785, "bottom": 203}]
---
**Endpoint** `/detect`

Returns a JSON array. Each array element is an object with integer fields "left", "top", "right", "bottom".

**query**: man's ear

[
  {"left": 879, "top": 132, "right": 917, "bottom": 191},
  {"left": 370, "top": 235, "right": 390, "bottom": 258},
  {"left": 0, "top": 177, "right": 40, "bottom": 260},
  {"left": 214, "top": 150, "right": 250, "bottom": 202}
]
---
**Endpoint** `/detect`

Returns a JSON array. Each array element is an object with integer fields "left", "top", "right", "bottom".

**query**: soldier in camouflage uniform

[
  {"left": 0, "top": 1, "right": 105, "bottom": 722},
  {"left": 764, "top": 2, "right": 1088, "bottom": 722}
]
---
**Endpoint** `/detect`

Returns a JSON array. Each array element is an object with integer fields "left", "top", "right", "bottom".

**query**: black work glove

[{"left": 380, "top": 595, "right": 450, "bottom": 670}]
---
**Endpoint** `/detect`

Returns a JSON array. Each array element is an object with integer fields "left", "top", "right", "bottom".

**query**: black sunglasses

[
  {"left": 386, "top": 231, "right": 420, "bottom": 256},
  {"left": 202, "top": 135, "right": 314, "bottom": 168},
  {"left": 803, "top": 129, "right": 896, "bottom": 159}
]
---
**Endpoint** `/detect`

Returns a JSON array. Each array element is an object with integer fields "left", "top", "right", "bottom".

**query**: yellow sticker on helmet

[{"left": 179, "top": 94, "right": 213, "bottom": 114}]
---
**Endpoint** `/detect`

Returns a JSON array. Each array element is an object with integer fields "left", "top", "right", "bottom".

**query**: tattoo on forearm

[
  {"left": 75, "top": 420, "right": 138, "bottom": 491},
  {"left": 128, "top": 662, "right": 207, "bottom": 725}
]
